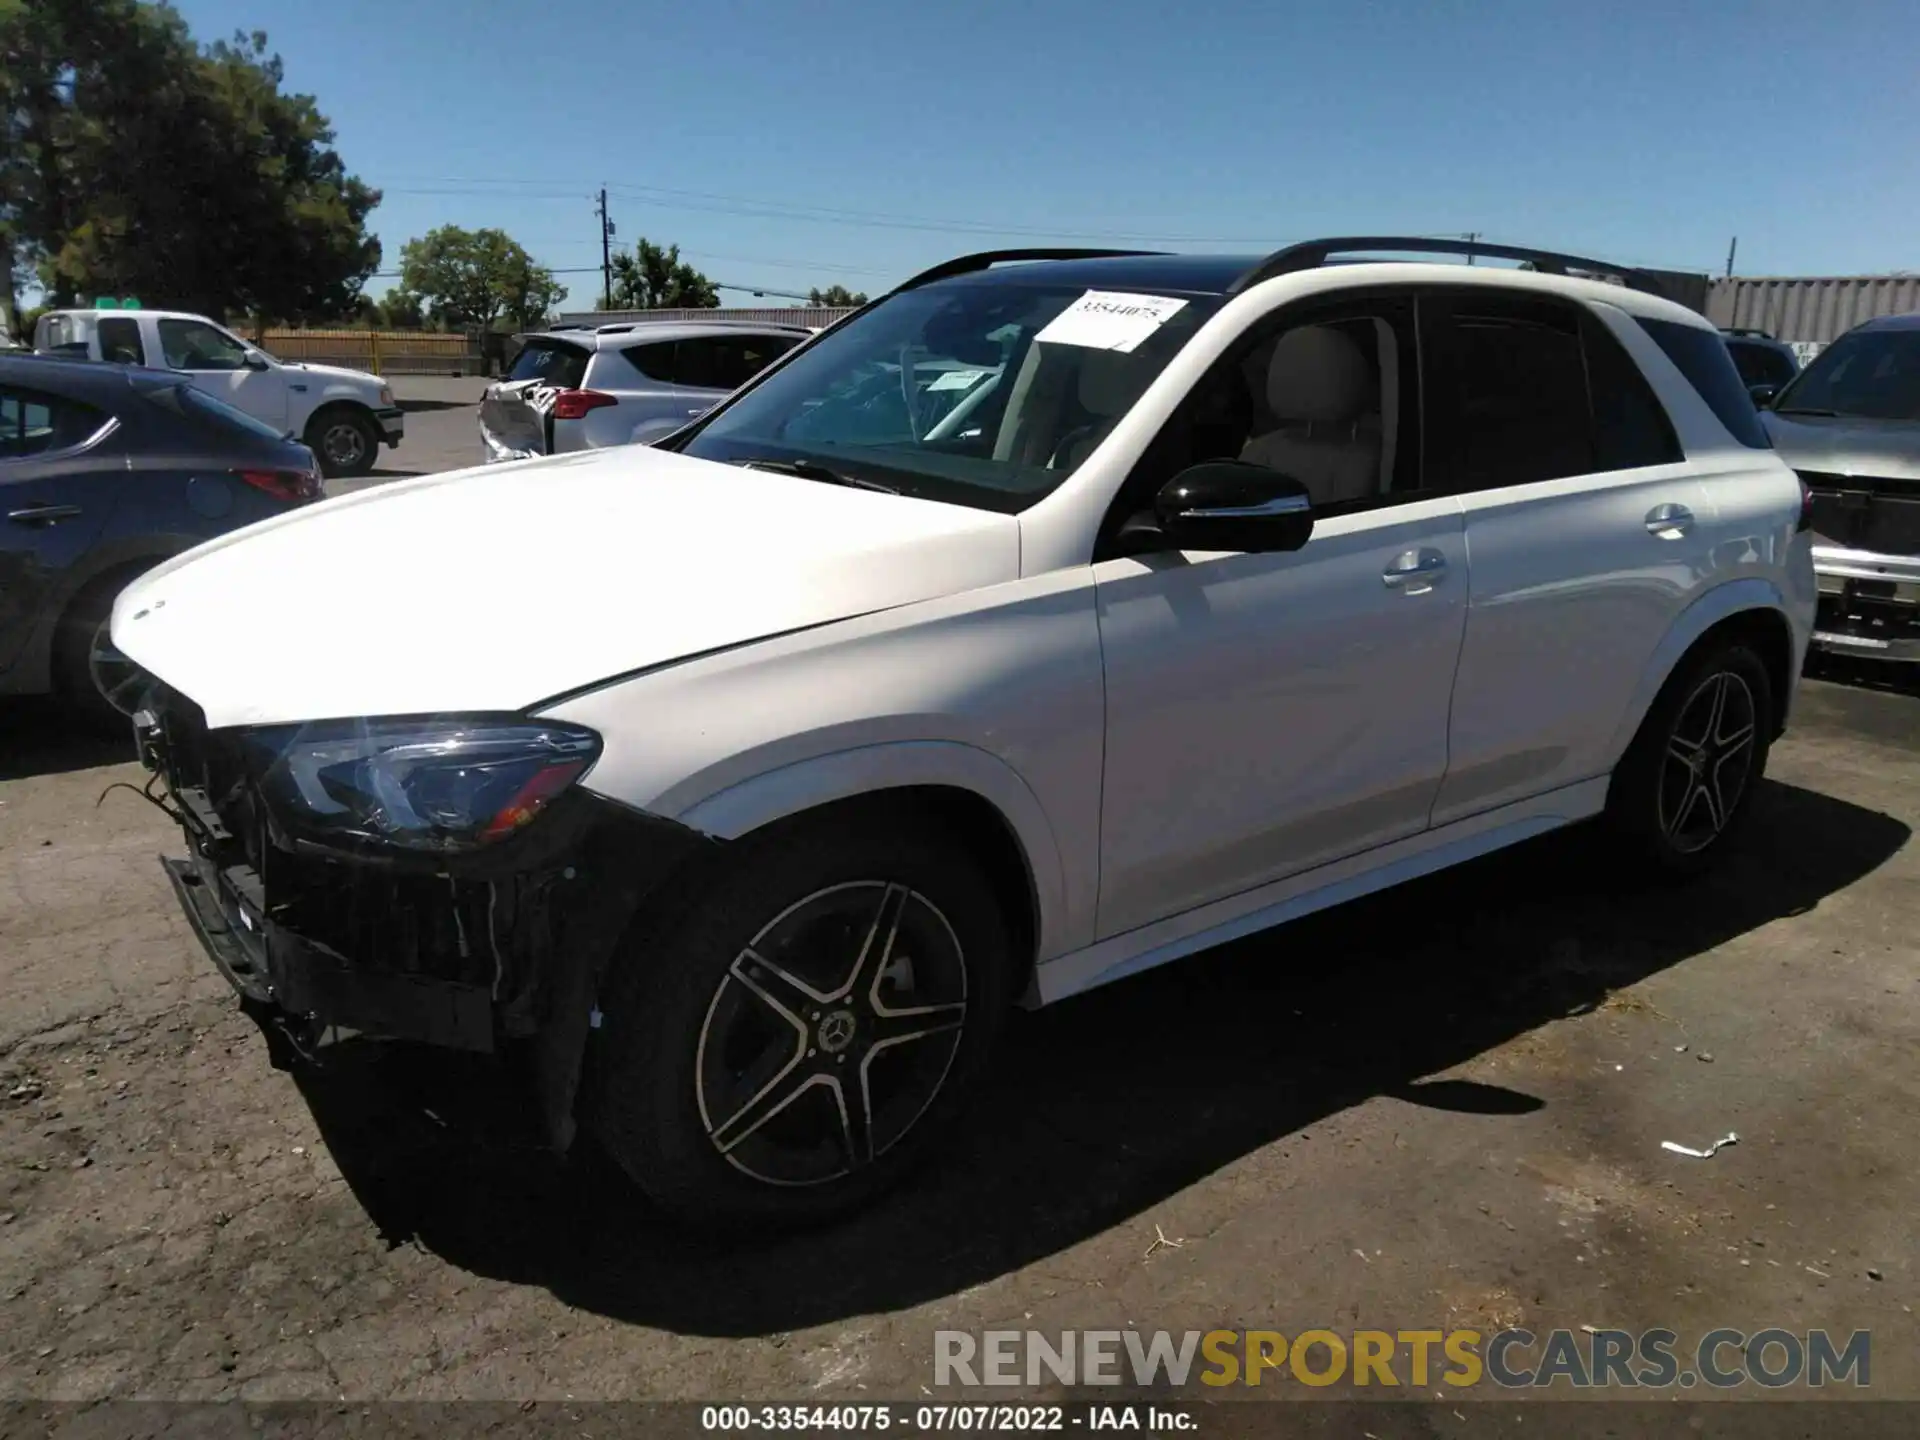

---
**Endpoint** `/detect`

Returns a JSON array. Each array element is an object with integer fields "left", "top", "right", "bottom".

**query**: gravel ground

[{"left": 1, "top": 664, "right": 1916, "bottom": 1409}]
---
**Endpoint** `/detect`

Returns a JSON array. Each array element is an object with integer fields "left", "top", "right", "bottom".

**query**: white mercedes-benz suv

[{"left": 106, "top": 237, "right": 1817, "bottom": 1228}]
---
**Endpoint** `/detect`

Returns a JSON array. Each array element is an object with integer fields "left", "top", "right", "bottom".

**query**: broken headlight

[{"left": 244, "top": 717, "right": 601, "bottom": 854}]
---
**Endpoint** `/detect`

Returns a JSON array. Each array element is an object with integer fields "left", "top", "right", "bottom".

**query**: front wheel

[
  {"left": 1603, "top": 637, "right": 1774, "bottom": 878},
  {"left": 590, "top": 819, "right": 1015, "bottom": 1230},
  {"left": 305, "top": 407, "right": 379, "bottom": 478}
]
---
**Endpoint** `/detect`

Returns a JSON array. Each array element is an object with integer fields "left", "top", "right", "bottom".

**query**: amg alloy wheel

[
  {"left": 1605, "top": 636, "right": 1774, "bottom": 877},
  {"left": 591, "top": 818, "right": 1013, "bottom": 1229}
]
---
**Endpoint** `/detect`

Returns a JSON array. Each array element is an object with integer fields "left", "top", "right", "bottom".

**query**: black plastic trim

[{"left": 893, "top": 248, "right": 1170, "bottom": 293}]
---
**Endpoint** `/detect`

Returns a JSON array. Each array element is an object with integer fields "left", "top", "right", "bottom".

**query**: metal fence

[
  {"left": 1706, "top": 276, "right": 1920, "bottom": 345},
  {"left": 255, "top": 328, "right": 483, "bottom": 376}
]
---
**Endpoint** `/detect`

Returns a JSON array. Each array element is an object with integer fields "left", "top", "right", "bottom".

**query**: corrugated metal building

[
  {"left": 1707, "top": 276, "right": 1920, "bottom": 344},
  {"left": 553, "top": 306, "right": 857, "bottom": 329}
]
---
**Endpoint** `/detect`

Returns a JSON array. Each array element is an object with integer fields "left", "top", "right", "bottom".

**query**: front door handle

[
  {"left": 7, "top": 503, "right": 84, "bottom": 527},
  {"left": 1645, "top": 502, "right": 1694, "bottom": 539},
  {"left": 1383, "top": 547, "right": 1448, "bottom": 592}
]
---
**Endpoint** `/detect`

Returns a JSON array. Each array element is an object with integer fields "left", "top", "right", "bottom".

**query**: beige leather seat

[
  {"left": 1239, "top": 326, "right": 1382, "bottom": 507},
  {"left": 1051, "top": 350, "right": 1143, "bottom": 469}
]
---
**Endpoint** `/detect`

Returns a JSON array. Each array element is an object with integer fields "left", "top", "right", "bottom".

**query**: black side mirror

[
  {"left": 242, "top": 351, "right": 271, "bottom": 371},
  {"left": 1748, "top": 383, "right": 1779, "bottom": 409},
  {"left": 1147, "top": 460, "right": 1314, "bottom": 554}
]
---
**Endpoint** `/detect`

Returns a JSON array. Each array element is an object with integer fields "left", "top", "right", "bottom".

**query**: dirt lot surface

[{"left": 1, "top": 665, "right": 1917, "bottom": 1411}]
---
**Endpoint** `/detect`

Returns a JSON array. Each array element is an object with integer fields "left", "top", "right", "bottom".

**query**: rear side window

[
  {"left": 97, "top": 317, "right": 145, "bottom": 365},
  {"left": 1582, "top": 317, "right": 1684, "bottom": 471},
  {"left": 1724, "top": 339, "right": 1796, "bottom": 388},
  {"left": 0, "top": 385, "right": 111, "bottom": 458},
  {"left": 622, "top": 340, "right": 675, "bottom": 382},
  {"left": 1444, "top": 306, "right": 1597, "bottom": 488},
  {"left": 1634, "top": 317, "right": 1771, "bottom": 448},
  {"left": 506, "top": 340, "right": 589, "bottom": 388},
  {"left": 150, "top": 382, "right": 291, "bottom": 443}
]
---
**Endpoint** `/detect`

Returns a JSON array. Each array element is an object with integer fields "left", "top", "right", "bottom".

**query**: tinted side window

[
  {"left": 1724, "top": 339, "right": 1794, "bottom": 388},
  {"left": 622, "top": 340, "right": 675, "bottom": 382},
  {"left": 1634, "top": 317, "right": 1770, "bottom": 448},
  {"left": 505, "top": 340, "right": 588, "bottom": 388},
  {"left": 97, "top": 317, "right": 145, "bottom": 365},
  {"left": 1582, "top": 316, "right": 1683, "bottom": 470},
  {"left": 0, "top": 386, "right": 110, "bottom": 459},
  {"left": 671, "top": 337, "right": 727, "bottom": 390},
  {"left": 1439, "top": 302, "right": 1596, "bottom": 490},
  {"left": 725, "top": 334, "right": 800, "bottom": 388},
  {"left": 158, "top": 319, "right": 248, "bottom": 371}
]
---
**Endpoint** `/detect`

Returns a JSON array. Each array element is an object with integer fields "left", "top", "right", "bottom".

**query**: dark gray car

[{"left": 0, "top": 353, "right": 321, "bottom": 722}]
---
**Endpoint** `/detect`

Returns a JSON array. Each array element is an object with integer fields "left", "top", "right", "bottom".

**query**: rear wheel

[
  {"left": 1603, "top": 637, "right": 1773, "bottom": 877},
  {"left": 305, "top": 407, "right": 379, "bottom": 478},
  {"left": 590, "top": 818, "right": 1014, "bottom": 1230}
]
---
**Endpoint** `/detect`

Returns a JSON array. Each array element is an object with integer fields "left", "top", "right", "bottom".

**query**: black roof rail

[
  {"left": 1718, "top": 326, "right": 1776, "bottom": 339},
  {"left": 1227, "top": 236, "right": 1655, "bottom": 295},
  {"left": 893, "top": 248, "right": 1170, "bottom": 293}
]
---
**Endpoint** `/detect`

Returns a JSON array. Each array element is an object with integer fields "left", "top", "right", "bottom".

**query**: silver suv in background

[
  {"left": 479, "top": 321, "right": 810, "bottom": 462},
  {"left": 1760, "top": 311, "right": 1920, "bottom": 661}
]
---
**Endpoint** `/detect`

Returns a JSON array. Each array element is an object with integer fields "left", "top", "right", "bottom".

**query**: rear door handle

[
  {"left": 7, "top": 503, "right": 84, "bottom": 527},
  {"left": 1383, "top": 547, "right": 1448, "bottom": 592},
  {"left": 1645, "top": 502, "right": 1694, "bottom": 538}
]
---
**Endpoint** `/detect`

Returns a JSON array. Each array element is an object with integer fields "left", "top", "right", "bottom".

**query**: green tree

[
  {"left": 396, "top": 225, "right": 566, "bottom": 330},
  {"left": 807, "top": 284, "right": 868, "bottom": 307},
  {"left": 0, "top": 3, "right": 382, "bottom": 323},
  {"left": 607, "top": 239, "right": 719, "bottom": 309}
]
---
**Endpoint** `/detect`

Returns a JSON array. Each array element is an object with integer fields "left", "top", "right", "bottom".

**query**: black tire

[
  {"left": 305, "top": 406, "right": 379, "bottom": 478},
  {"left": 1603, "top": 636, "right": 1774, "bottom": 878},
  {"left": 52, "top": 568, "right": 149, "bottom": 735},
  {"left": 589, "top": 815, "right": 1015, "bottom": 1231}
]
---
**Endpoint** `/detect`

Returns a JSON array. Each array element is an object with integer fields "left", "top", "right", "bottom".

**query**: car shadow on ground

[
  {"left": 1805, "top": 651, "right": 1920, "bottom": 701},
  {"left": 0, "top": 699, "right": 134, "bottom": 781},
  {"left": 397, "top": 398, "right": 473, "bottom": 413},
  {"left": 287, "top": 776, "right": 1909, "bottom": 1338}
]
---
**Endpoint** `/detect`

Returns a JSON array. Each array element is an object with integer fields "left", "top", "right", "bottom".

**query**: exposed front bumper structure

[
  {"left": 138, "top": 692, "right": 714, "bottom": 1145},
  {"left": 374, "top": 406, "right": 406, "bottom": 448},
  {"left": 1811, "top": 545, "right": 1920, "bottom": 662}
]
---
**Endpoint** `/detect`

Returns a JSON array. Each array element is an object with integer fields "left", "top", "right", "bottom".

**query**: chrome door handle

[
  {"left": 7, "top": 503, "right": 84, "bottom": 526},
  {"left": 1645, "top": 503, "right": 1694, "bottom": 538},
  {"left": 1383, "top": 547, "right": 1448, "bottom": 590}
]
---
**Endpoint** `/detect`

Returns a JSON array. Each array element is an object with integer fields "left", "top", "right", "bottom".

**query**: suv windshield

[
  {"left": 1773, "top": 327, "right": 1920, "bottom": 421},
  {"left": 674, "top": 280, "right": 1223, "bottom": 511}
]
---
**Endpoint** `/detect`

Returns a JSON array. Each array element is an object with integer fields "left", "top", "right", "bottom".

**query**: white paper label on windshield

[
  {"left": 1034, "top": 291, "right": 1189, "bottom": 353},
  {"left": 925, "top": 367, "right": 989, "bottom": 391}
]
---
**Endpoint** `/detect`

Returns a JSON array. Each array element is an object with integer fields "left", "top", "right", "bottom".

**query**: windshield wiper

[
  {"left": 733, "top": 456, "right": 900, "bottom": 494},
  {"left": 1774, "top": 406, "right": 1839, "bottom": 417}
]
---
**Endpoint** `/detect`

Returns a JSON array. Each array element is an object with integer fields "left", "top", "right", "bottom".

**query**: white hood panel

[{"left": 111, "top": 447, "right": 1022, "bottom": 729}]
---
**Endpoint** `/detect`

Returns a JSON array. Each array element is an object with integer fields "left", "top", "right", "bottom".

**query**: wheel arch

[
  {"left": 1605, "top": 579, "right": 1801, "bottom": 767},
  {"left": 668, "top": 741, "right": 1065, "bottom": 996},
  {"left": 4, "top": 544, "right": 176, "bottom": 697}
]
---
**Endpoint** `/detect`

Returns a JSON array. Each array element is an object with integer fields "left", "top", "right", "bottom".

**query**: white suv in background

[
  {"left": 110, "top": 237, "right": 1815, "bottom": 1230},
  {"left": 479, "top": 320, "right": 809, "bottom": 461},
  {"left": 33, "top": 308, "right": 401, "bottom": 477}
]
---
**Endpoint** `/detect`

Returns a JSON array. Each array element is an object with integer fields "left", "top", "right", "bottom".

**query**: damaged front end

[{"left": 135, "top": 690, "right": 713, "bottom": 1149}]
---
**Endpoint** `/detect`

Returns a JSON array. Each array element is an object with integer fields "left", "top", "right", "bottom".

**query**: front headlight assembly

[{"left": 244, "top": 717, "right": 601, "bottom": 854}]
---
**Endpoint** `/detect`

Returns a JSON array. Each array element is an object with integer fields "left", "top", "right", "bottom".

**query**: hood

[
  {"left": 288, "top": 360, "right": 386, "bottom": 391},
  {"left": 112, "top": 446, "right": 1022, "bottom": 729},
  {"left": 1762, "top": 411, "right": 1920, "bottom": 481}
]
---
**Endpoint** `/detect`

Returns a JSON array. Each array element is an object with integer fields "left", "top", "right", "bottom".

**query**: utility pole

[
  {"left": 1724, "top": 236, "right": 1738, "bottom": 279},
  {"left": 1463, "top": 231, "right": 1481, "bottom": 265},
  {"left": 597, "top": 187, "right": 614, "bottom": 308}
]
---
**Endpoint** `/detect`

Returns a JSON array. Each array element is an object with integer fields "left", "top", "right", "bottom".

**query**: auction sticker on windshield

[{"left": 1035, "top": 291, "right": 1190, "bottom": 353}]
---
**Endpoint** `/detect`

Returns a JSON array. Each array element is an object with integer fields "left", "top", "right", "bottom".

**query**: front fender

[
  {"left": 1602, "top": 576, "right": 1799, "bottom": 766},
  {"left": 668, "top": 740, "right": 1070, "bottom": 960}
]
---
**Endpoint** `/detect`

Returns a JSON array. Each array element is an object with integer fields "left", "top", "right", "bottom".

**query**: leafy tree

[
  {"left": 808, "top": 284, "right": 868, "bottom": 307},
  {"left": 372, "top": 289, "right": 425, "bottom": 329},
  {"left": 607, "top": 239, "right": 719, "bottom": 310},
  {"left": 396, "top": 225, "right": 566, "bottom": 330},
  {"left": 0, "top": 3, "right": 382, "bottom": 323}
]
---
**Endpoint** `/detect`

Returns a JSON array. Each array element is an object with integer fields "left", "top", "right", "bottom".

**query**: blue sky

[{"left": 173, "top": 0, "right": 1919, "bottom": 305}]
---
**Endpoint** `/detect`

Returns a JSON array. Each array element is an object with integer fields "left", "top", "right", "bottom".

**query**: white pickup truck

[{"left": 33, "top": 308, "right": 404, "bottom": 477}]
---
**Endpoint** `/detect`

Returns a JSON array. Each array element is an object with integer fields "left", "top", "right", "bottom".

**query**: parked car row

[
  {"left": 106, "top": 235, "right": 1820, "bottom": 1230},
  {"left": 31, "top": 308, "right": 401, "bottom": 478}
]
